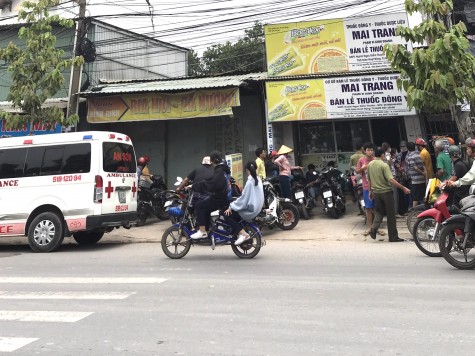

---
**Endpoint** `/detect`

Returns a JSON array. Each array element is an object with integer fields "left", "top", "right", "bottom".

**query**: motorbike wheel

[
  {"left": 73, "top": 231, "right": 104, "bottom": 245},
  {"left": 329, "top": 207, "right": 339, "bottom": 219},
  {"left": 438, "top": 222, "right": 475, "bottom": 270},
  {"left": 406, "top": 209, "right": 421, "bottom": 235},
  {"left": 161, "top": 226, "right": 191, "bottom": 259},
  {"left": 299, "top": 205, "right": 310, "bottom": 220},
  {"left": 231, "top": 225, "right": 262, "bottom": 259},
  {"left": 412, "top": 217, "right": 442, "bottom": 257},
  {"left": 276, "top": 203, "right": 300, "bottom": 230},
  {"left": 156, "top": 208, "right": 170, "bottom": 221}
]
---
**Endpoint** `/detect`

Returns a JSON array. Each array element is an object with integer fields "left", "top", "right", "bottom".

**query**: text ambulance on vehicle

[{"left": 0, "top": 131, "right": 138, "bottom": 252}]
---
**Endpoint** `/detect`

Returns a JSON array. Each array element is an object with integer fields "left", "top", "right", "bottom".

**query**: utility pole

[{"left": 66, "top": 0, "right": 87, "bottom": 124}]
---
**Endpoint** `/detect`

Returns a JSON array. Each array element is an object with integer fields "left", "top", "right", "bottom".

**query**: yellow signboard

[
  {"left": 265, "top": 13, "right": 410, "bottom": 76},
  {"left": 87, "top": 88, "right": 240, "bottom": 123},
  {"left": 225, "top": 153, "right": 243, "bottom": 188},
  {"left": 265, "top": 19, "right": 347, "bottom": 76}
]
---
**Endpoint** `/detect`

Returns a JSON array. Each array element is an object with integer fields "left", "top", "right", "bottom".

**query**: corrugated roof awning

[{"left": 80, "top": 73, "right": 268, "bottom": 96}]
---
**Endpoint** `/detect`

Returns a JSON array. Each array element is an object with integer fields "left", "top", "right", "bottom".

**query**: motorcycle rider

[
  {"left": 447, "top": 140, "right": 475, "bottom": 193},
  {"left": 175, "top": 156, "right": 214, "bottom": 205},
  {"left": 446, "top": 145, "right": 470, "bottom": 208},
  {"left": 274, "top": 145, "right": 303, "bottom": 199},
  {"left": 190, "top": 151, "right": 230, "bottom": 239},
  {"left": 137, "top": 156, "right": 147, "bottom": 183},
  {"left": 416, "top": 138, "right": 434, "bottom": 180},
  {"left": 224, "top": 161, "right": 264, "bottom": 245},
  {"left": 139, "top": 155, "right": 152, "bottom": 184}
]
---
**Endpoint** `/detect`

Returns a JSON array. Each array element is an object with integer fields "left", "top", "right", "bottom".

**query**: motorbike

[
  {"left": 412, "top": 183, "right": 456, "bottom": 257},
  {"left": 291, "top": 169, "right": 312, "bottom": 220},
  {"left": 438, "top": 189, "right": 475, "bottom": 269},
  {"left": 348, "top": 170, "right": 365, "bottom": 215},
  {"left": 254, "top": 177, "right": 300, "bottom": 230},
  {"left": 320, "top": 166, "right": 346, "bottom": 219},
  {"left": 137, "top": 174, "right": 169, "bottom": 226},
  {"left": 161, "top": 181, "right": 264, "bottom": 259}
]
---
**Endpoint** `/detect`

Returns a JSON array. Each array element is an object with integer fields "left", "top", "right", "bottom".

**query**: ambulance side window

[
  {"left": 62, "top": 143, "right": 91, "bottom": 174},
  {"left": 40, "top": 146, "right": 64, "bottom": 176},
  {"left": 24, "top": 147, "right": 45, "bottom": 177},
  {"left": 0, "top": 148, "right": 27, "bottom": 179}
]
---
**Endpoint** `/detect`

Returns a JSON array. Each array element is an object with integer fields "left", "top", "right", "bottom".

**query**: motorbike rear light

[{"left": 94, "top": 175, "right": 103, "bottom": 203}]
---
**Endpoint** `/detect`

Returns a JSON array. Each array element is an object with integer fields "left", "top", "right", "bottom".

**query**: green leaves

[
  {"left": 0, "top": 0, "right": 82, "bottom": 130},
  {"left": 383, "top": 0, "right": 475, "bottom": 116}
]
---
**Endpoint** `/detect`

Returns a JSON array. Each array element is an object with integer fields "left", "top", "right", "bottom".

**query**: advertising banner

[
  {"left": 87, "top": 88, "right": 240, "bottom": 123},
  {"left": 225, "top": 153, "right": 243, "bottom": 188},
  {"left": 265, "top": 13, "right": 410, "bottom": 76},
  {"left": 0, "top": 120, "right": 62, "bottom": 137},
  {"left": 266, "top": 73, "right": 416, "bottom": 122}
]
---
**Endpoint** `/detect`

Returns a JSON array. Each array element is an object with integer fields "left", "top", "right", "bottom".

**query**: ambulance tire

[
  {"left": 73, "top": 231, "right": 104, "bottom": 245},
  {"left": 28, "top": 212, "right": 64, "bottom": 253}
]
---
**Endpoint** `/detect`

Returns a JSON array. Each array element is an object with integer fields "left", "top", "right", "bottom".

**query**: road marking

[
  {"left": 0, "top": 337, "right": 38, "bottom": 353},
  {"left": 0, "top": 277, "right": 168, "bottom": 284},
  {"left": 0, "top": 291, "right": 136, "bottom": 300},
  {"left": 0, "top": 311, "right": 93, "bottom": 323}
]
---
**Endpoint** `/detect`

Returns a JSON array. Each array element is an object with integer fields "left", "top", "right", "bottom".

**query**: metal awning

[
  {"left": 80, "top": 73, "right": 268, "bottom": 96},
  {"left": 0, "top": 97, "right": 86, "bottom": 113}
]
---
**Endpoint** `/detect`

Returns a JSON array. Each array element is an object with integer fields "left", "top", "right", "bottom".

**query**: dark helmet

[
  {"left": 137, "top": 157, "right": 147, "bottom": 166},
  {"left": 448, "top": 145, "right": 461, "bottom": 157}
]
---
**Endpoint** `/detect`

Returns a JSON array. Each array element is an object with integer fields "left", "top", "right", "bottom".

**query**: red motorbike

[{"left": 412, "top": 184, "right": 456, "bottom": 257}]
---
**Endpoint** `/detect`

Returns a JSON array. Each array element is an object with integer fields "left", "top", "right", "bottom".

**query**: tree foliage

[
  {"left": 0, "top": 0, "right": 84, "bottom": 130},
  {"left": 190, "top": 21, "right": 265, "bottom": 76},
  {"left": 384, "top": 0, "right": 475, "bottom": 115}
]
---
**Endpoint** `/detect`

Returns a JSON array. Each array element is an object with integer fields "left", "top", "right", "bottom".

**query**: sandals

[
  {"left": 377, "top": 230, "right": 386, "bottom": 236},
  {"left": 362, "top": 230, "right": 370, "bottom": 236}
]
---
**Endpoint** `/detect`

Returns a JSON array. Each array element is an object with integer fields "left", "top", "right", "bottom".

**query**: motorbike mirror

[{"left": 174, "top": 176, "right": 183, "bottom": 186}]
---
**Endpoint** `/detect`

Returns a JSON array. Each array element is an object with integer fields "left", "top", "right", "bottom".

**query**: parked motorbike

[
  {"left": 137, "top": 174, "right": 169, "bottom": 226},
  {"left": 291, "top": 169, "right": 311, "bottom": 220},
  {"left": 320, "top": 166, "right": 346, "bottom": 219},
  {"left": 254, "top": 177, "right": 300, "bottom": 230},
  {"left": 161, "top": 181, "right": 264, "bottom": 259},
  {"left": 412, "top": 183, "right": 456, "bottom": 257},
  {"left": 438, "top": 191, "right": 475, "bottom": 269}
]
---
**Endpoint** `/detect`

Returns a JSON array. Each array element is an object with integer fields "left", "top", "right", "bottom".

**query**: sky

[{"left": 0, "top": 0, "right": 414, "bottom": 53}]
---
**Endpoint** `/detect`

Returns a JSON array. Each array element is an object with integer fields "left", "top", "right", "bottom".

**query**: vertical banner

[{"left": 225, "top": 153, "right": 243, "bottom": 188}]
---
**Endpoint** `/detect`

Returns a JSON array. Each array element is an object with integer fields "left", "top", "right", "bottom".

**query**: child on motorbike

[{"left": 224, "top": 161, "right": 264, "bottom": 245}]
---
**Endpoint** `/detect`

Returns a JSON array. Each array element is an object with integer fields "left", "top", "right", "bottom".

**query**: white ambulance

[{"left": 0, "top": 131, "right": 138, "bottom": 252}]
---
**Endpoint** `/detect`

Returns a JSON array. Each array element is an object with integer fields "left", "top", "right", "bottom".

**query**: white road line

[
  {"left": 0, "top": 291, "right": 136, "bottom": 300},
  {"left": 0, "top": 311, "right": 94, "bottom": 323},
  {"left": 0, "top": 337, "right": 38, "bottom": 353},
  {"left": 0, "top": 277, "right": 168, "bottom": 284}
]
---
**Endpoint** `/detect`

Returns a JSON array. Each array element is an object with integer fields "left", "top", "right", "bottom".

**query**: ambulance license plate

[{"left": 118, "top": 191, "right": 126, "bottom": 203}]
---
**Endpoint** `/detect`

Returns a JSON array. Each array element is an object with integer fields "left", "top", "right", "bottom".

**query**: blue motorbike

[{"left": 161, "top": 186, "right": 264, "bottom": 259}]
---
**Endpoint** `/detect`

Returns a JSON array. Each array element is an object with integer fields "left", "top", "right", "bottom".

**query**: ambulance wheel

[
  {"left": 28, "top": 212, "right": 64, "bottom": 252},
  {"left": 73, "top": 231, "right": 104, "bottom": 245}
]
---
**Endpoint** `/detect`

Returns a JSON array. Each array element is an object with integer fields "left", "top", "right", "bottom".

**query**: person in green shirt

[
  {"left": 367, "top": 147, "right": 411, "bottom": 242},
  {"left": 434, "top": 140, "right": 453, "bottom": 181},
  {"left": 349, "top": 144, "right": 365, "bottom": 171}
]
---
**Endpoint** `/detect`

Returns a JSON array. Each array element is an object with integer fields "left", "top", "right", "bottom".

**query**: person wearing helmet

[
  {"left": 447, "top": 145, "right": 470, "bottom": 207},
  {"left": 416, "top": 138, "right": 433, "bottom": 180},
  {"left": 137, "top": 156, "right": 147, "bottom": 182},
  {"left": 433, "top": 139, "right": 453, "bottom": 181},
  {"left": 140, "top": 155, "right": 152, "bottom": 183},
  {"left": 406, "top": 142, "right": 426, "bottom": 208},
  {"left": 175, "top": 156, "right": 214, "bottom": 196},
  {"left": 265, "top": 150, "right": 279, "bottom": 177},
  {"left": 448, "top": 140, "right": 475, "bottom": 190}
]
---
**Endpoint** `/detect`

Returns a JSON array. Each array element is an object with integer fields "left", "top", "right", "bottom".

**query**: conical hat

[{"left": 277, "top": 145, "right": 293, "bottom": 155}]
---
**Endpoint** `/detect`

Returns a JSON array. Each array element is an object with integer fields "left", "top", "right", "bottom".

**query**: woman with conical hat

[{"left": 274, "top": 145, "right": 302, "bottom": 199}]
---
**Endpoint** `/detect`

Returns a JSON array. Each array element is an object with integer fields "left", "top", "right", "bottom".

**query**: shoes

[
  {"left": 389, "top": 237, "right": 404, "bottom": 242},
  {"left": 190, "top": 230, "right": 207, "bottom": 239},
  {"left": 369, "top": 229, "right": 377, "bottom": 240},
  {"left": 235, "top": 233, "right": 250, "bottom": 245}
]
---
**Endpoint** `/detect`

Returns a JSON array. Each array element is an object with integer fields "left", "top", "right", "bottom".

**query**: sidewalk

[{"left": 103, "top": 202, "right": 412, "bottom": 244}]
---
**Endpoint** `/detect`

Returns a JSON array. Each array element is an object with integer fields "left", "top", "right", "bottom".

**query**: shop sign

[
  {"left": 0, "top": 120, "right": 61, "bottom": 137},
  {"left": 265, "top": 13, "right": 410, "bottom": 76},
  {"left": 87, "top": 88, "right": 240, "bottom": 123},
  {"left": 266, "top": 73, "right": 415, "bottom": 122}
]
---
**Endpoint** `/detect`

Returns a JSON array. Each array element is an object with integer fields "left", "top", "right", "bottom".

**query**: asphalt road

[{"left": 1, "top": 237, "right": 474, "bottom": 355}]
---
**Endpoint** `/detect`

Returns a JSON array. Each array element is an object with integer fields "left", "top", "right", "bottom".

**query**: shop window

[
  {"left": 299, "top": 122, "right": 335, "bottom": 154},
  {"left": 335, "top": 120, "right": 371, "bottom": 152}
]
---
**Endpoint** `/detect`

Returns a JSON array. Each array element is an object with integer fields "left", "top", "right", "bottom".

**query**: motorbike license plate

[
  {"left": 323, "top": 190, "right": 332, "bottom": 198},
  {"left": 295, "top": 191, "right": 305, "bottom": 199},
  {"left": 118, "top": 191, "right": 126, "bottom": 204}
]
